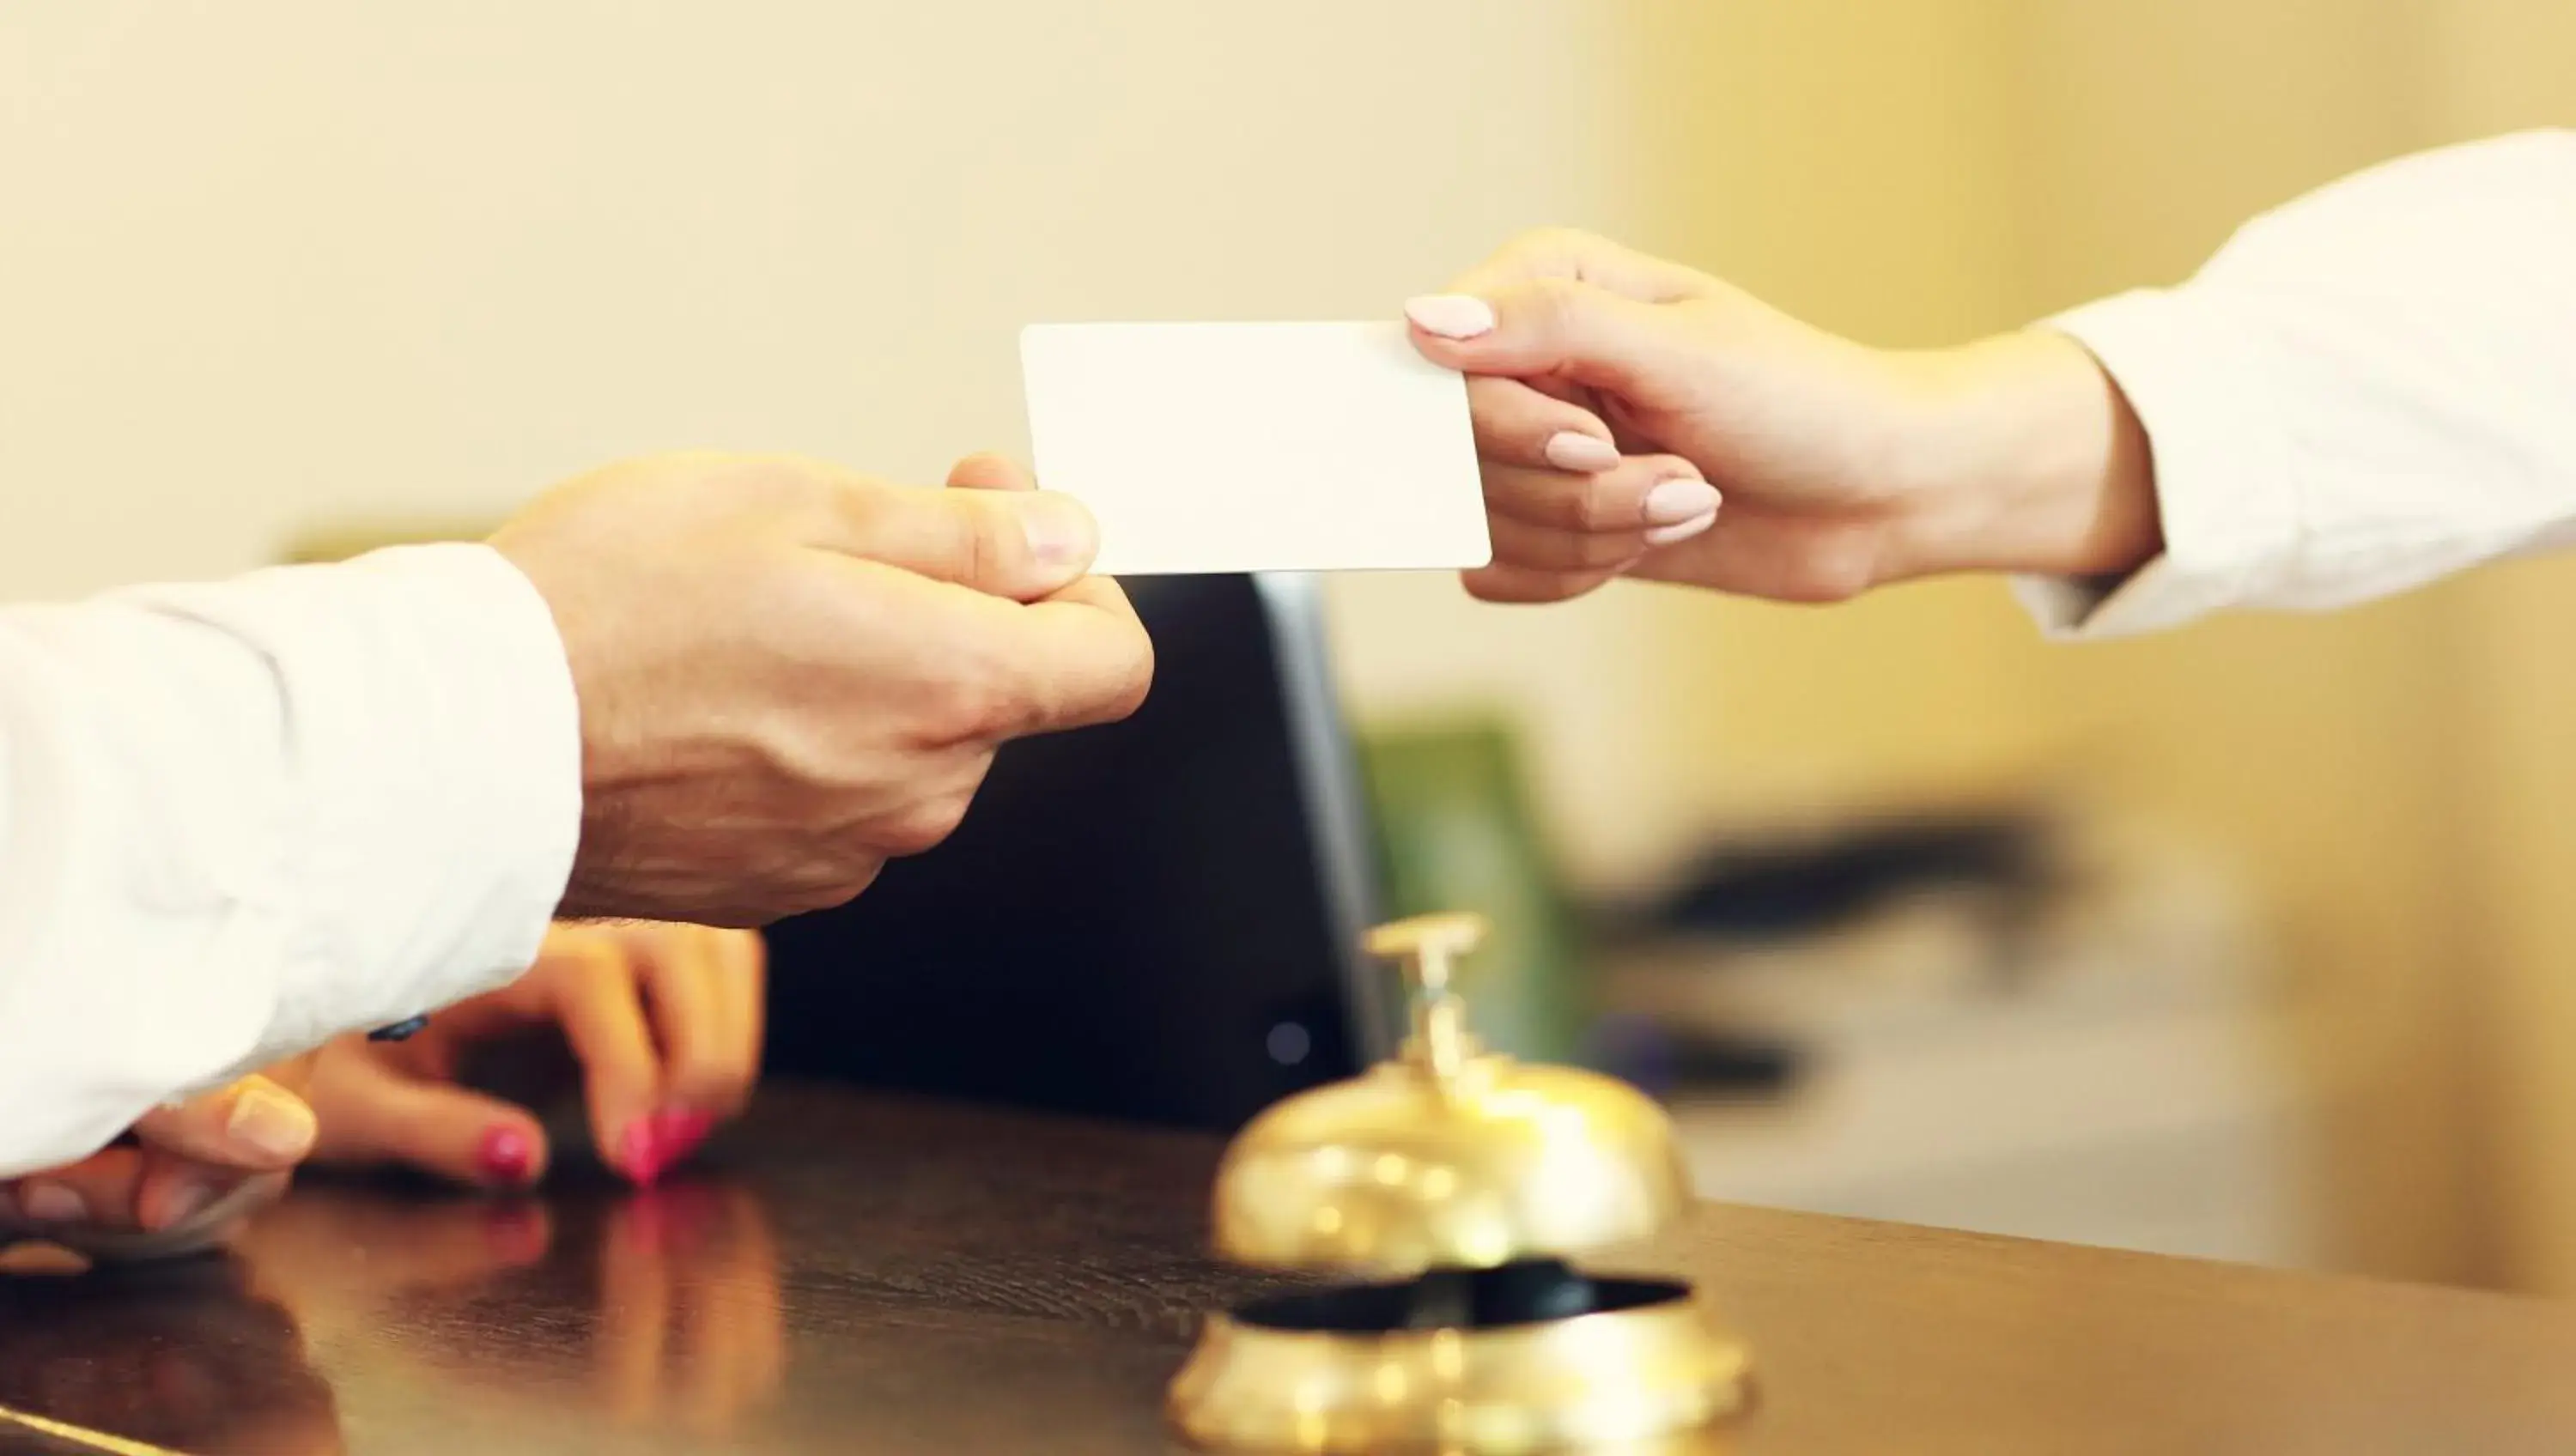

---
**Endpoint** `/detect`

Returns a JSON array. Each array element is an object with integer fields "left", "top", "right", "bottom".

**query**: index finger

[
  {"left": 1010, "top": 578, "right": 1154, "bottom": 731},
  {"left": 947, "top": 451, "right": 1143, "bottom": 701},
  {"left": 837, "top": 559, "right": 1156, "bottom": 738}
]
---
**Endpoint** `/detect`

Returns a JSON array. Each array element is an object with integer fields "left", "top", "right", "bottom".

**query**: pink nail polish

[
  {"left": 1403, "top": 294, "right": 1497, "bottom": 340},
  {"left": 1642, "top": 476, "right": 1722, "bottom": 527},
  {"left": 1543, "top": 432, "right": 1621, "bottom": 474},
  {"left": 1644, "top": 511, "right": 1720, "bottom": 547},
  {"left": 653, "top": 1110, "right": 717, "bottom": 1168},
  {"left": 477, "top": 1126, "right": 537, "bottom": 1186},
  {"left": 616, "top": 1121, "right": 668, "bottom": 1186}
]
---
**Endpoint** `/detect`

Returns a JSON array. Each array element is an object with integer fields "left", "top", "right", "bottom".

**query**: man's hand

[
  {"left": 1403, "top": 228, "right": 2160, "bottom": 604},
  {"left": 491, "top": 452, "right": 1154, "bottom": 925}
]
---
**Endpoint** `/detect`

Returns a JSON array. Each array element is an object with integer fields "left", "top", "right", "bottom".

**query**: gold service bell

[{"left": 1169, "top": 913, "right": 1753, "bottom": 1453}]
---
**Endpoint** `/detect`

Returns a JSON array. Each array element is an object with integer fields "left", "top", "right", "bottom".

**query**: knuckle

[
  {"left": 922, "top": 658, "right": 1030, "bottom": 743},
  {"left": 1522, "top": 275, "right": 1587, "bottom": 333},
  {"left": 567, "top": 937, "right": 634, "bottom": 989},
  {"left": 875, "top": 794, "right": 975, "bottom": 858},
  {"left": 664, "top": 1046, "right": 732, "bottom": 1102},
  {"left": 835, "top": 858, "right": 886, "bottom": 901},
  {"left": 734, "top": 453, "right": 836, "bottom": 512},
  {"left": 1466, "top": 378, "right": 1556, "bottom": 454},
  {"left": 1036, "top": 622, "right": 1155, "bottom": 731},
  {"left": 956, "top": 498, "right": 1015, "bottom": 590},
  {"left": 775, "top": 854, "right": 882, "bottom": 917},
  {"left": 824, "top": 476, "right": 893, "bottom": 542},
  {"left": 1787, "top": 554, "right": 1875, "bottom": 604},
  {"left": 1568, "top": 479, "right": 1630, "bottom": 532}
]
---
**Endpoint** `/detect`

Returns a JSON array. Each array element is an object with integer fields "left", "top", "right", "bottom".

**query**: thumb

[
  {"left": 131, "top": 1074, "right": 318, "bottom": 1173},
  {"left": 1405, "top": 279, "right": 1690, "bottom": 398},
  {"left": 315, "top": 1059, "right": 551, "bottom": 1190},
  {"left": 837, "top": 482, "right": 1100, "bottom": 604}
]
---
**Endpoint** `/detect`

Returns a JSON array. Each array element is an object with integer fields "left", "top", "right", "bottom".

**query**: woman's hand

[
  {"left": 0, "top": 1070, "right": 319, "bottom": 1261},
  {"left": 1, "top": 920, "right": 764, "bottom": 1265},
  {"left": 304, "top": 920, "right": 766, "bottom": 1188},
  {"left": 1403, "top": 228, "right": 2160, "bottom": 604}
]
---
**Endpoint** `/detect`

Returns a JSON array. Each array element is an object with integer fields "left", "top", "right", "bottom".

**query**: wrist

[{"left": 1883, "top": 330, "right": 2162, "bottom": 585}]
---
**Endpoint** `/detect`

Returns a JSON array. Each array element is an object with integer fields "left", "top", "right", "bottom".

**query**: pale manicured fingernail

[
  {"left": 1404, "top": 294, "right": 1497, "bottom": 340},
  {"left": 1543, "top": 432, "right": 1621, "bottom": 473},
  {"left": 228, "top": 1085, "right": 318, "bottom": 1161},
  {"left": 155, "top": 1180, "right": 216, "bottom": 1231},
  {"left": 19, "top": 1181, "right": 86, "bottom": 1222},
  {"left": 1645, "top": 511, "right": 1720, "bottom": 547},
  {"left": 1642, "top": 476, "right": 1722, "bottom": 527},
  {"left": 1016, "top": 494, "right": 1098, "bottom": 571}
]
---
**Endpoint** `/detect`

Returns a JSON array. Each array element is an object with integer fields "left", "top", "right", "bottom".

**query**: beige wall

[
  {"left": 2416, "top": 0, "right": 2576, "bottom": 1294},
  {"left": 13, "top": 1, "right": 2576, "bottom": 1287},
  {"left": 1594, "top": 0, "right": 2510, "bottom": 1285},
  {"left": 0, "top": 0, "right": 1631, "bottom": 593},
  {"left": 0, "top": 0, "right": 1724, "bottom": 894}
]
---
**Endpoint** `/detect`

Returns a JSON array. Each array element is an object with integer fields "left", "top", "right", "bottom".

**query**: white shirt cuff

[
  {"left": 117, "top": 543, "right": 581, "bottom": 1081},
  {"left": 2010, "top": 288, "right": 2301, "bottom": 640}
]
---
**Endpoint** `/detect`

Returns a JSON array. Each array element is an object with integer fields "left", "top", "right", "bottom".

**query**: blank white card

[{"left": 1019, "top": 321, "right": 1492, "bottom": 576}]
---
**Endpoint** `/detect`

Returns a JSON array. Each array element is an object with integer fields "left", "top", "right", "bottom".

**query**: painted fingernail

[
  {"left": 1645, "top": 511, "right": 1721, "bottom": 547},
  {"left": 1015, "top": 494, "right": 1098, "bottom": 570},
  {"left": 477, "top": 1126, "right": 537, "bottom": 1187},
  {"left": 227, "top": 1085, "right": 318, "bottom": 1162},
  {"left": 648, "top": 1110, "right": 716, "bottom": 1172},
  {"left": 19, "top": 1181, "right": 86, "bottom": 1222},
  {"left": 1641, "top": 476, "right": 1722, "bottom": 527},
  {"left": 154, "top": 1180, "right": 216, "bottom": 1232},
  {"left": 1543, "top": 431, "right": 1621, "bottom": 473},
  {"left": 616, "top": 1121, "right": 669, "bottom": 1187},
  {"left": 1404, "top": 294, "right": 1497, "bottom": 340}
]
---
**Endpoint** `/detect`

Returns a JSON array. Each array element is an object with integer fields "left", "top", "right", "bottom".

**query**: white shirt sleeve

[
  {"left": 2014, "top": 129, "right": 2576, "bottom": 638},
  {"left": 0, "top": 543, "right": 580, "bottom": 1177}
]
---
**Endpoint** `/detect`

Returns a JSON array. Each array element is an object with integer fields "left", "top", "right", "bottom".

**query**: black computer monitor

[{"left": 761, "top": 573, "right": 1386, "bottom": 1131}]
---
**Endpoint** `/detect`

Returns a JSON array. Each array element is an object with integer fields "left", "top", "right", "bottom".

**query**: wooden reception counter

[{"left": 3, "top": 1084, "right": 2574, "bottom": 1454}]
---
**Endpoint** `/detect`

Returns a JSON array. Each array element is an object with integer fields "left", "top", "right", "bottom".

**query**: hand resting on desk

[{"left": 0, "top": 919, "right": 762, "bottom": 1263}]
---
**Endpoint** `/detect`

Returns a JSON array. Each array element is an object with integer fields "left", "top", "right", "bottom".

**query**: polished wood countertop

[{"left": 4, "top": 1083, "right": 2575, "bottom": 1454}]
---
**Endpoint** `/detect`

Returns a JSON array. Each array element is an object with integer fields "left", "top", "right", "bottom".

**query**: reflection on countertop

[
  {"left": 0, "top": 1179, "right": 786, "bottom": 1456},
  {"left": 0, "top": 1089, "right": 1245, "bottom": 1456}
]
